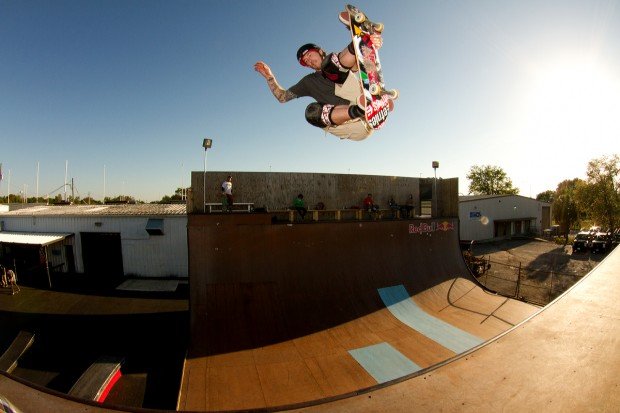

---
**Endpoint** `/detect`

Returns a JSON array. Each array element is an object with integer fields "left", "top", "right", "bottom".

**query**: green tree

[
  {"left": 553, "top": 178, "right": 586, "bottom": 244},
  {"left": 466, "top": 165, "right": 519, "bottom": 195},
  {"left": 157, "top": 187, "right": 188, "bottom": 204},
  {"left": 105, "top": 195, "right": 136, "bottom": 204},
  {"left": 81, "top": 196, "right": 101, "bottom": 205},
  {"left": 536, "top": 190, "right": 555, "bottom": 203},
  {"left": 580, "top": 155, "right": 620, "bottom": 232}
]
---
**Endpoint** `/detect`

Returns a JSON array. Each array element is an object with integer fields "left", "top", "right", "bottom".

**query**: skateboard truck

[
  {"left": 369, "top": 84, "right": 399, "bottom": 98},
  {"left": 347, "top": 4, "right": 384, "bottom": 33}
]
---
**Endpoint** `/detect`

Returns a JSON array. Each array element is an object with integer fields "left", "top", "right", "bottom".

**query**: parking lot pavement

[
  {"left": 470, "top": 238, "right": 609, "bottom": 304},
  {"left": 472, "top": 238, "right": 602, "bottom": 277}
]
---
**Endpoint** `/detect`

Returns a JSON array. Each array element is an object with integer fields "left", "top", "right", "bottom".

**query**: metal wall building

[
  {"left": 459, "top": 195, "right": 552, "bottom": 241},
  {"left": 0, "top": 204, "right": 187, "bottom": 280}
]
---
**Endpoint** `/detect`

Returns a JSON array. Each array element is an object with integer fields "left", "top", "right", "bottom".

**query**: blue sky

[{"left": 1, "top": 0, "right": 619, "bottom": 202}]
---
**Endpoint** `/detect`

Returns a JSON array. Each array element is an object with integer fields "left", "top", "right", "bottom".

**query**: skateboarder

[
  {"left": 254, "top": 13, "right": 393, "bottom": 141},
  {"left": 221, "top": 175, "right": 233, "bottom": 212},
  {"left": 0, "top": 265, "right": 7, "bottom": 288},
  {"left": 7, "top": 268, "right": 19, "bottom": 295}
]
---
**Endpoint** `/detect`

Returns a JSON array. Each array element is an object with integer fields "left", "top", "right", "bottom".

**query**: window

[{"left": 145, "top": 219, "right": 164, "bottom": 236}]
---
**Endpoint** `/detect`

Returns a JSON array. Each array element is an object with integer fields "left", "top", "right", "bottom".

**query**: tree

[
  {"left": 157, "top": 187, "right": 189, "bottom": 204},
  {"left": 105, "top": 195, "right": 137, "bottom": 204},
  {"left": 553, "top": 178, "right": 586, "bottom": 244},
  {"left": 580, "top": 155, "right": 620, "bottom": 233},
  {"left": 536, "top": 190, "right": 555, "bottom": 203},
  {"left": 466, "top": 165, "right": 519, "bottom": 195}
]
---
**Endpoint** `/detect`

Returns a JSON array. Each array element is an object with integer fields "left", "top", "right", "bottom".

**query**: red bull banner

[{"left": 409, "top": 221, "right": 455, "bottom": 234}]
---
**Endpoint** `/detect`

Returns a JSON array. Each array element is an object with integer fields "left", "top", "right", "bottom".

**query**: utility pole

[
  {"left": 202, "top": 138, "right": 213, "bottom": 213},
  {"left": 432, "top": 161, "right": 439, "bottom": 217}
]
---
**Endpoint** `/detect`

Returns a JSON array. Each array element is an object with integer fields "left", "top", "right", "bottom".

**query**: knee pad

[
  {"left": 321, "top": 53, "right": 352, "bottom": 83},
  {"left": 322, "top": 52, "right": 350, "bottom": 73},
  {"left": 305, "top": 102, "right": 334, "bottom": 128}
]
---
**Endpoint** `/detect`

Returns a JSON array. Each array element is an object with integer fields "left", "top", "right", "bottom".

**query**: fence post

[
  {"left": 548, "top": 271, "right": 554, "bottom": 303},
  {"left": 515, "top": 262, "right": 522, "bottom": 299},
  {"left": 484, "top": 258, "right": 489, "bottom": 284}
]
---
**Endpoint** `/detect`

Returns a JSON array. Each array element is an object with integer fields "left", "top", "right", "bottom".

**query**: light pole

[
  {"left": 432, "top": 161, "right": 439, "bottom": 217},
  {"left": 202, "top": 138, "right": 213, "bottom": 213}
]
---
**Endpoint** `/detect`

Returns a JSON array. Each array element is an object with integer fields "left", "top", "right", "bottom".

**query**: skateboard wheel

[
  {"left": 388, "top": 89, "right": 399, "bottom": 99},
  {"left": 369, "top": 84, "right": 382, "bottom": 96},
  {"left": 373, "top": 22, "right": 384, "bottom": 33},
  {"left": 354, "top": 12, "right": 366, "bottom": 23}
]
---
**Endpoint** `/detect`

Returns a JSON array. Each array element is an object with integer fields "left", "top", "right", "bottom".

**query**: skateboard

[{"left": 345, "top": 4, "right": 398, "bottom": 130}]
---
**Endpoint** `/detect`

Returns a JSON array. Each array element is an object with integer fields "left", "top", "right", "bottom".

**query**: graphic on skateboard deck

[{"left": 345, "top": 4, "right": 398, "bottom": 130}]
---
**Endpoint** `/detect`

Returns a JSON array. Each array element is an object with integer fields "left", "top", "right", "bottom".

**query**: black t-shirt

[{"left": 289, "top": 72, "right": 351, "bottom": 106}]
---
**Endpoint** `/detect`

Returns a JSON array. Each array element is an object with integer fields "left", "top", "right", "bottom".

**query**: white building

[
  {"left": 0, "top": 204, "right": 187, "bottom": 286},
  {"left": 459, "top": 195, "right": 551, "bottom": 241}
]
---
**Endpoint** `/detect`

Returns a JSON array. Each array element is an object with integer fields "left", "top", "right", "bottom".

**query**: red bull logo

[
  {"left": 436, "top": 221, "right": 455, "bottom": 232},
  {"left": 409, "top": 221, "right": 455, "bottom": 234}
]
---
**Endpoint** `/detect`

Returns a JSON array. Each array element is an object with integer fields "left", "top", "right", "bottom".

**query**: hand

[
  {"left": 370, "top": 33, "right": 383, "bottom": 49},
  {"left": 254, "top": 61, "right": 273, "bottom": 79}
]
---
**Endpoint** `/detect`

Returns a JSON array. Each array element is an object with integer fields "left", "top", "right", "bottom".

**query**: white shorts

[{"left": 324, "top": 72, "right": 373, "bottom": 141}]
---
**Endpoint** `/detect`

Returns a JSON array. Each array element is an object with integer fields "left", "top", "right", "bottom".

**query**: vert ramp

[{"left": 181, "top": 215, "right": 538, "bottom": 411}]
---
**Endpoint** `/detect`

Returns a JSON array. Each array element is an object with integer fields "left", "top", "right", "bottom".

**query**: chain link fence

[{"left": 475, "top": 258, "right": 585, "bottom": 306}]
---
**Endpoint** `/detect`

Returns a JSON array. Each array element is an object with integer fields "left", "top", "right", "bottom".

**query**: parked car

[
  {"left": 591, "top": 232, "right": 612, "bottom": 254},
  {"left": 572, "top": 231, "right": 592, "bottom": 252}
]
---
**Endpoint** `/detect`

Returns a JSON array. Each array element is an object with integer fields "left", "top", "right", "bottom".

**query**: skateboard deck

[{"left": 345, "top": 4, "right": 397, "bottom": 130}]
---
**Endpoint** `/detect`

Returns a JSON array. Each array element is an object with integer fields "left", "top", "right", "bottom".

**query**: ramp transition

[{"left": 181, "top": 215, "right": 538, "bottom": 411}]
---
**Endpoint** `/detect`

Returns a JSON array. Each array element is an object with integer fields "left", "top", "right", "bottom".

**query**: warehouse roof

[
  {"left": 0, "top": 204, "right": 187, "bottom": 217},
  {"left": 0, "top": 232, "right": 74, "bottom": 246},
  {"left": 459, "top": 194, "right": 550, "bottom": 205}
]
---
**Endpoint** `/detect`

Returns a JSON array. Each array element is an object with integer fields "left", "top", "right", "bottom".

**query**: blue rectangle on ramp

[
  {"left": 378, "top": 285, "right": 483, "bottom": 354},
  {"left": 348, "top": 342, "right": 421, "bottom": 384}
]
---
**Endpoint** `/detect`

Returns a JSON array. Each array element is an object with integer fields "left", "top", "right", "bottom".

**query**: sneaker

[
  {"left": 339, "top": 11, "right": 351, "bottom": 28},
  {"left": 348, "top": 95, "right": 367, "bottom": 120}
]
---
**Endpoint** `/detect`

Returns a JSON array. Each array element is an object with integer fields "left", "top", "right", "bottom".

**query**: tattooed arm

[{"left": 254, "top": 61, "right": 297, "bottom": 103}]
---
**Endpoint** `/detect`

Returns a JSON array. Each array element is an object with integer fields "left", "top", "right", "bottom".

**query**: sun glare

[{"left": 523, "top": 57, "right": 620, "bottom": 149}]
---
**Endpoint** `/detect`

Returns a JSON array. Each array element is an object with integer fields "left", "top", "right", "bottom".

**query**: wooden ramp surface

[
  {"left": 0, "top": 217, "right": 617, "bottom": 412},
  {"left": 179, "top": 216, "right": 539, "bottom": 411},
  {"left": 296, "top": 244, "right": 620, "bottom": 412}
]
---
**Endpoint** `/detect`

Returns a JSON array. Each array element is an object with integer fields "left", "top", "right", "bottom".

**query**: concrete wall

[{"left": 190, "top": 171, "right": 459, "bottom": 217}]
